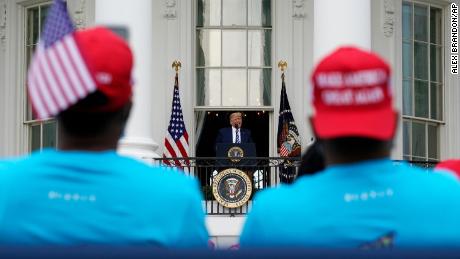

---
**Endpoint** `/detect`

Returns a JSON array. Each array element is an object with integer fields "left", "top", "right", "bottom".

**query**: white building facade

[{"left": 0, "top": 0, "right": 459, "bottom": 248}]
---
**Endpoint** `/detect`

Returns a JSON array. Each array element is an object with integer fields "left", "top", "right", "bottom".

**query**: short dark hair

[
  {"left": 321, "top": 137, "right": 392, "bottom": 158},
  {"left": 57, "top": 91, "right": 128, "bottom": 137}
]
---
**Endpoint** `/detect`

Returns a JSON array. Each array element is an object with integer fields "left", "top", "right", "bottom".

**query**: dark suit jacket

[{"left": 215, "top": 127, "right": 253, "bottom": 144}]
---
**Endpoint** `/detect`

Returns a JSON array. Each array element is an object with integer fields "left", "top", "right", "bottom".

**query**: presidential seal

[
  {"left": 212, "top": 168, "right": 252, "bottom": 208},
  {"left": 227, "top": 146, "right": 244, "bottom": 163}
]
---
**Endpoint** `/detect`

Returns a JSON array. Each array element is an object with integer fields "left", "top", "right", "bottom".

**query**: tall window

[
  {"left": 24, "top": 3, "right": 57, "bottom": 152},
  {"left": 196, "top": 0, "right": 272, "bottom": 107},
  {"left": 402, "top": 2, "right": 443, "bottom": 162}
]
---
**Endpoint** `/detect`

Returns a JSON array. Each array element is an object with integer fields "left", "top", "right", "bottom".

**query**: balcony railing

[{"left": 151, "top": 157, "right": 437, "bottom": 216}]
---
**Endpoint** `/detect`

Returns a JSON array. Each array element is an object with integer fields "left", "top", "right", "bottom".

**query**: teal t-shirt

[
  {"left": 0, "top": 149, "right": 208, "bottom": 247},
  {"left": 241, "top": 159, "right": 460, "bottom": 248}
]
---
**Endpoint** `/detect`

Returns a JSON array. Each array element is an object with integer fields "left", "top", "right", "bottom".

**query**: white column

[
  {"left": 313, "top": 0, "right": 371, "bottom": 63},
  {"left": 94, "top": 0, "right": 160, "bottom": 161}
]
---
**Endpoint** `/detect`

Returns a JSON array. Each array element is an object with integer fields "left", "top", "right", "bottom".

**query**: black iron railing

[{"left": 151, "top": 157, "right": 437, "bottom": 215}]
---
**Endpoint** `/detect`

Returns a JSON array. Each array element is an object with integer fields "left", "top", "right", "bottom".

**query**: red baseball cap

[
  {"left": 435, "top": 159, "right": 460, "bottom": 179},
  {"left": 310, "top": 46, "right": 397, "bottom": 140},
  {"left": 27, "top": 26, "right": 133, "bottom": 119},
  {"left": 74, "top": 27, "right": 134, "bottom": 112}
]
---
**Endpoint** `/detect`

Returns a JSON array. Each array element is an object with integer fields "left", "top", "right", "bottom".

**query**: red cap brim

[{"left": 312, "top": 107, "right": 397, "bottom": 140}]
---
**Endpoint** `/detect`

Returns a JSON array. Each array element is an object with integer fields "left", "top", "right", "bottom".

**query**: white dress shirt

[{"left": 232, "top": 126, "right": 241, "bottom": 143}]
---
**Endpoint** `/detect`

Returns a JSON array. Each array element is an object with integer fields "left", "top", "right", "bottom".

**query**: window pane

[
  {"left": 197, "top": 30, "right": 221, "bottom": 67},
  {"left": 31, "top": 124, "right": 41, "bottom": 152},
  {"left": 403, "top": 80, "right": 412, "bottom": 116},
  {"left": 27, "top": 7, "right": 39, "bottom": 45},
  {"left": 430, "top": 45, "right": 442, "bottom": 83},
  {"left": 430, "top": 7, "right": 442, "bottom": 44},
  {"left": 222, "top": 69, "right": 247, "bottom": 106},
  {"left": 26, "top": 46, "right": 35, "bottom": 74},
  {"left": 196, "top": 68, "right": 221, "bottom": 106},
  {"left": 402, "top": 42, "right": 412, "bottom": 79},
  {"left": 43, "top": 121, "right": 57, "bottom": 148},
  {"left": 414, "top": 5, "right": 428, "bottom": 42},
  {"left": 222, "top": 30, "right": 246, "bottom": 66},
  {"left": 248, "top": 0, "right": 271, "bottom": 26},
  {"left": 414, "top": 80, "right": 428, "bottom": 118},
  {"left": 248, "top": 30, "right": 271, "bottom": 67},
  {"left": 402, "top": 3, "right": 412, "bottom": 40},
  {"left": 197, "top": 0, "right": 221, "bottom": 27},
  {"left": 430, "top": 82, "right": 442, "bottom": 120},
  {"left": 223, "top": 0, "right": 246, "bottom": 26},
  {"left": 412, "top": 121, "right": 426, "bottom": 158},
  {"left": 403, "top": 120, "right": 410, "bottom": 156},
  {"left": 428, "top": 124, "right": 438, "bottom": 159},
  {"left": 414, "top": 42, "right": 428, "bottom": 80},
  {"left": 249, "top": 69, "right": 271, "bottom": 106},
  {"left": 40, "top": 5, "right": 50, "bottom": 34}
]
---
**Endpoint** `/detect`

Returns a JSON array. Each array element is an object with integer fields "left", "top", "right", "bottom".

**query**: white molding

[
  {"left": 440, "top": 1, "right": 460, "bottom": 159},
  {"left": 292, "top": 8, "right": 307, "bottom": 149},
  {"left": 1, "top": 1, "right": 29, "bottom": 156},
  {"left": 164, "top": 0, "right": 177, "bottom": 19},
  {"left": 0, "top": 0, "right": 7, "bottom": 51},
  {"left": 152, "top": 0, "right": 192, "bottom": 157},
  {"left": 73, "top": 0, "right": 87, "bottom": 29},
  {"left": 372, "top": 0, "right": 403, "bottom": 159},
  {"left": 274, "top": 0, "right": 312, "bottom": 152},
  {"left": 383, "top": 0, "right": 395, "bottom": 37},
  {"left": 68, "top": 0, "right": 95, "bottom": 29},
  {"left": 302, "top": 0, "right": 315, "bottom": 147},
  {"left": 178, "top": 0, "right": 193, "bottom": 155},
  {"left": 292, "top": 0, "right": 306, "bottom": 19}
]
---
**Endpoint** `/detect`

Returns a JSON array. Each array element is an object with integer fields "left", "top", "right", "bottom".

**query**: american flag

[
  {"left": 27, "top": 0, "right": 95, "bottom": 119},
  {"left": 163, "top": 74, "right": 190, "bottom": 168}
]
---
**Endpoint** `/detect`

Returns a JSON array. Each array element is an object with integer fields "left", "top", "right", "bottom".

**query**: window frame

[
  {"left": 22, "top": 1, "right": 58, "bottom": 152},
  {"left": 401, "top": 0, "right": 445, "bottom": 162},
  {"left": 194, "top": 0, "right": 274, "bottom": 109}
]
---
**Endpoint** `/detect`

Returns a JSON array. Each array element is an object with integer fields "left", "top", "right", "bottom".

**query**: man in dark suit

[
  {"left": 214, "top": 112, "right": 255, "bottom": 191},
  {"left": 216, "top": 112, "right": 253, "bottom": 145}
]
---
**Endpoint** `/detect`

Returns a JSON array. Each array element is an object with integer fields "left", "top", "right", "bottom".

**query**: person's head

[
  {"left": 27, "top": 27, "right": 134, "bottom": 150},
  {"left": 229, "top": 112, "right": 243, "bottom": 128},
  {"left": 309, "top": 46, "right": 398, "bottom": 166}
]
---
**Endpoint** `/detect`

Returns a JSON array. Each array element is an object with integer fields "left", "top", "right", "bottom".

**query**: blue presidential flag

[{"left": 277, "top": 72, "right": 301, "bottom": 183}]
